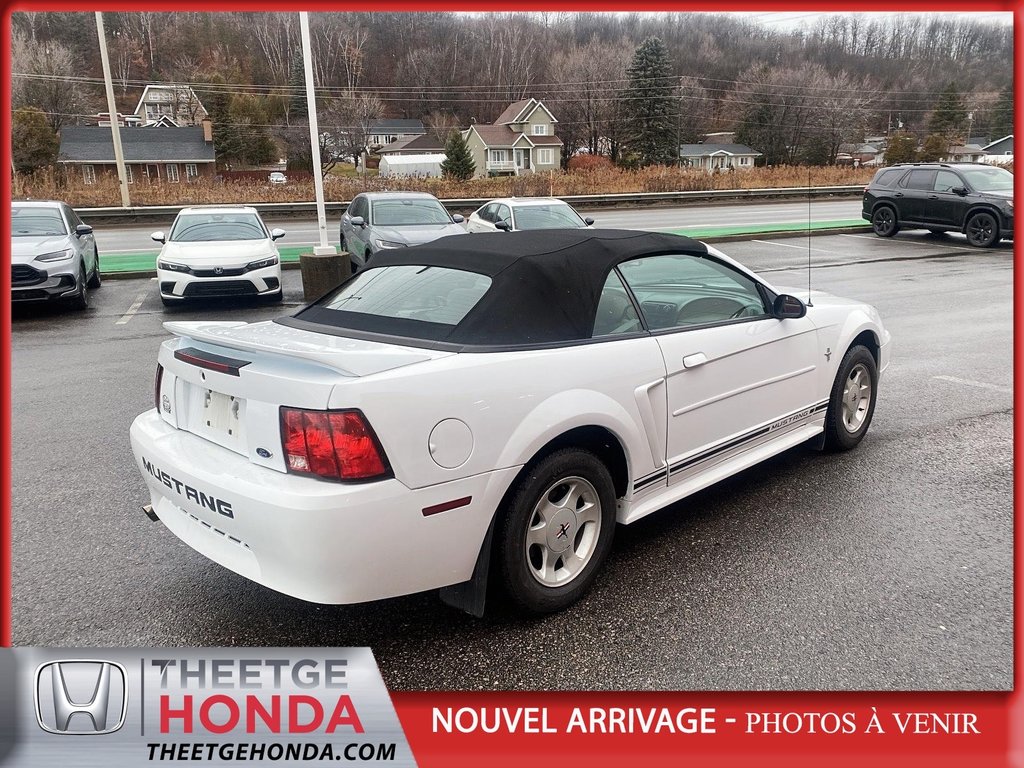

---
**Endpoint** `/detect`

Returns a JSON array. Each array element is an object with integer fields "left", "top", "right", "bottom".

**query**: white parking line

[
  {"left": 116, "top": 278, "right": 155, "bottom": 325},
  {"left": 840, "top": 234, "right": 973, "bottom": 252},
  {"left": 932, "top": 375, "right": 1012, "bottom": 394},
  {"left": 750, "top": 239, "right": 844, "bottom": 255}
]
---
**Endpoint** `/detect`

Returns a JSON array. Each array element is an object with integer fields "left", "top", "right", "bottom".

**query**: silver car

[
  {"left": 339, "top": 192, "right": 466, "bottom": 269},
  {"left": 11, "top": 200, "right": 101, "bottom": 310}
]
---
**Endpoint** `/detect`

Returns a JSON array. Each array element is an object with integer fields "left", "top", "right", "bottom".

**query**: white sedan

[
  {"left": 130, "top": 230, "right": 890, "bottom": 615},
  {"left": 466, "top": 196, "right": 593, "bottom": 232},
  {"left": 154, "top": 206, "right": 284, "bottom": 306}
]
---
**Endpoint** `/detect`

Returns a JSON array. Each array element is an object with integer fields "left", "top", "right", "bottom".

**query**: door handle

[
  {"left": 928, "top": 194, "right": 938, "bottom": 199},
  {"left": 894, "top": 192, "right": 904, "bottom": 197},
  {"left": 682, "top": 353, "right": 707, "bottom": 369}
]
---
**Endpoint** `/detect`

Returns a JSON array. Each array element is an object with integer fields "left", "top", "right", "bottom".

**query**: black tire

[
  {"left": 87, "top": 248, "right": 102, "bottom": 288},
  {"left": 495, "top": 448, "right": 616, "bottom": 614},
  {"left": 70, "top": 266, "right": 89, "bottom": 310},
  {"left": 871, "top": 205, "right": 899, "bottom": 238},
  {"left": 965, "top": 211, "right": 999, "bottom": 248},
  {"left": 824, "top": 345, "right": 878, "bottom": 451}
]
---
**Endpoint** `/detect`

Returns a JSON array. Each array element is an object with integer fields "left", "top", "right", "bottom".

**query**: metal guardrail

[{"left": 76, "top": 186, "right": 864, "bottom": 222}]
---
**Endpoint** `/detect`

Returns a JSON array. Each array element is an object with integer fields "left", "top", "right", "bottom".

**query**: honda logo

[{"left": 34, "top": 660, "right": 128, "bottom": 735}]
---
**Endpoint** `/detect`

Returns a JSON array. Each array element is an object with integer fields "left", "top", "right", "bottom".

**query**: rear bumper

[{"left": 129, "top": 410, "right": 518, "bottom": 604}]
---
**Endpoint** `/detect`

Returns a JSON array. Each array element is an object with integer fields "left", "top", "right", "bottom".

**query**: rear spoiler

[{"left": 163, "top": 321, "right": 448, "bottom": 377}]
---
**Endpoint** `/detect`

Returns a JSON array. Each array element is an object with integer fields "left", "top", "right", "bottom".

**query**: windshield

[
  {"left": 11, "top": 207, "right": 68, "bottom": 236},
  {"left": 960, "top": 166, "right": 1013, "bottom": 192},
  {"left": 170, "top": 212, "right": 267, "bottom": 242},
  {"left": 371, "top": 199, "right": 452, "bottom": 226},
  {"left": 513, "top": 204, "right": 587, "bottom": 230}
]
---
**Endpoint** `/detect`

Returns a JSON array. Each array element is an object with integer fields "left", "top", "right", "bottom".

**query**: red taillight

[
  {"left": 280, "top": 408, "right": 390, "bottom": 482},
  {"left": 155, "top": 363, "right": 164, "bottom": 411}
]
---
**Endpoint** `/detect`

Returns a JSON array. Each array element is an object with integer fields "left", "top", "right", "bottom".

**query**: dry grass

[{"left": 14, "top": 164, "right": 883, "bottom": 208}]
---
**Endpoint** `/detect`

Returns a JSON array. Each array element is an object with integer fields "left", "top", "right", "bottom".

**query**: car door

[
  {"left": 341, "top": 196, "right": 369, "bottom": 261},
  {"left": 617, "top": 253, "right": 820, "bottom": 486},
  {"left": 468, "top": 204, "right": 497, "bottom": 233},
  {"left": 926, "top": 169, "right": 968, "bottom": 227},
  {"left": 896, "top": 169, "right": 937, "bottom": 224},
  {"left": 64, "top": 205, "right": 95, "bottom": 273},
  {"left": 495, "top": 204, "right": 512, "bottom": 231}
]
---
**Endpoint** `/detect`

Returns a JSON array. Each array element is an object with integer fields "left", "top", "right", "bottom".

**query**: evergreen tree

[
  {"left": 918, "top": 134, "right": 949, "bottom": 163},
  {"left": 203, "top": 74, "right": 244, "bottom": 169},
  {"left": 990, "top": 83, "right": 1013, "bottom": 139},
  {"left": 885, "top": 132, "right": 918, "bottom": 165},
  {"left": 929, "top": 82, "right": 968, "bottom": 140},
  {"left": 622, "top": 37, "right": 676, "bottom": 166},
  {"left": 441, "top": 131, "right": 475, "bottom": 180},
  {"left": 287, "top": 47, "right": 308, "bottom": 126},
  {"left": 11, "top": 107, "right": 58, "bottom": 174}
]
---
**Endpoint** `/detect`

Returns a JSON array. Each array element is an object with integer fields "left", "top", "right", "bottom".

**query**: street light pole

[{"left": 299, "top": 11, "right": 335, "bottom": 256}]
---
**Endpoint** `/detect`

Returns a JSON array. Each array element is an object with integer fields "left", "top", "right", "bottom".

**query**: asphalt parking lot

[{"left": 10, "top": 229, "right": 1013, "bottom": 691}]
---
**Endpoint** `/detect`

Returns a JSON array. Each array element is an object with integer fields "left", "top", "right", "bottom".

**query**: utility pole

[
  {"left": 95, "top": 12, "right": 130, "bottom": 207},
  {"left": 299, "top": 11, "right": 335, "bottom": 257}
]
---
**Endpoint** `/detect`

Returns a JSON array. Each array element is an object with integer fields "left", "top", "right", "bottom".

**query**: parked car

[
  {"left": 269, "top": 172, "right": 287, "bottom": 185},
  {"left": 153, "top": 206, "right": 284, "bottom": 306},
  {"left": 467, "top": 197, "right": 593, "bottom": 233},
  {"left": 11, "top": 200, "right": 101, "bottom": 310},
  {"left": 339, "top": 192, "right": 466, "bottom": 269},
  {"left": 130, "top": 229, "right": 889, "bottom": 616},
  {"left": 862, "top": 162, "right": 1013, "bottom": 247}
]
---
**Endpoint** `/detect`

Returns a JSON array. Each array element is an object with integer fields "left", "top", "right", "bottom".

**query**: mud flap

[{"left": 438, "top": 520, "right": 495, "bottom": 617}]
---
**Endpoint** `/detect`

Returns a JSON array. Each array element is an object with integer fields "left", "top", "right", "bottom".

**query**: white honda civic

[{"left": 130, "top": 229, "right": 890, "bottom": 615}]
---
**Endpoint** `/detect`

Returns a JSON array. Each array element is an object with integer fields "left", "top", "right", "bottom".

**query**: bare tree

[
  {"left": 424, "top": 110, "right": 460, "bottom": 142},
  {"left": 11, "top": 31, "right": 93, "bottom": 131},
  {"left": 250, "top": 11, "right": 296, "bottom": 84}
]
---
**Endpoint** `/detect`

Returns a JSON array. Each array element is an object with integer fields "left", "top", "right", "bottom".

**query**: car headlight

[
  {"left": 36, "top": 249, "right": 73, "bottom": 262},
  {"left": 158, "top": 260, "right": 191, "bottom": 273},
  {"left": 246, "top": 256, "right": 279, "bottom": 270},
  {"left": 374, "top": 239, "right": 406, "bottom": 249}
]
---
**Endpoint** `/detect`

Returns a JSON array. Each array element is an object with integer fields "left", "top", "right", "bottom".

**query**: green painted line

[
  {"left": 661, "top": 219, "right": 869, "bottom": 238},
  {"left": 99, "top": 221, "right": 870, "bottom": 275},
  {"left": 101, "top": 245, "right": 307, "bottom": 274}
]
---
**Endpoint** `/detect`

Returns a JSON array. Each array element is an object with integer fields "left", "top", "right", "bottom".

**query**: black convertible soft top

[{"left": 289, "top": 229, "right": 709, "bottom": 348}]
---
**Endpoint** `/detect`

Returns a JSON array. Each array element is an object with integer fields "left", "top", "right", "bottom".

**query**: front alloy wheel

[
  {"left": 871, "top": 206, "right": 899, "bottom": 238},
  {"left": 497, "top": 448, "right": 616, "bottom": 614},
  {"left": 824, "top": 345, "right": 878, "bottom": 451},
  {"left": 965, "top": 212, "right": 999, "bottom": 248}
]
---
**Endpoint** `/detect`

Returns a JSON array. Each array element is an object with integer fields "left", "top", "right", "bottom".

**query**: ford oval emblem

[{"left": 256, "top": 447, "right": 273, "bottom": 459}]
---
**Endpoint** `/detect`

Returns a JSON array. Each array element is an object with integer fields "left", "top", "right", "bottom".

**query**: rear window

[
  {"left": 872, "top": 169, "right": 904, "bottom": 188},
  {"left": 296, "top": 265, "right": 492, "bottom": 340}
]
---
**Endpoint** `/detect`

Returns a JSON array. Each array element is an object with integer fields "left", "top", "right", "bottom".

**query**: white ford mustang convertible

[{"left": 130, "top": 230, "right": 890, "bottom": 615}]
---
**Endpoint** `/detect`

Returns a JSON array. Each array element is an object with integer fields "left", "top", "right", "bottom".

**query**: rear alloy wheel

[
  {"left": 87, "top": 249, "right": 102, "bottom": 288},
  {"left": 824, "top": 345, "right": 878, "bottom": 451},
  {"left": 871, "top": 206, "right": 899, "bottom": 238},
  {"left": 70, "top": 266, "right": 89, "bottom": 310},
  {"left": 496, "top": 448, "right": 616, "bottom": 614},
  {"left": 965, "top": 211, "right": 999, "bottom": 248}
]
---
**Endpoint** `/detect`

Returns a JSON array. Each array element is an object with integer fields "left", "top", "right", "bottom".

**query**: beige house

[{"left": 463, "top": 99, "right": 563, "bottom": 178}]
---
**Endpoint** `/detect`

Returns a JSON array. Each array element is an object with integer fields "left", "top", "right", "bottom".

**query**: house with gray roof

[
  {"left": 58, "top": 121, "right": 216, "bottom": 185},
  {"left": 678, "top": 143, "right": 762, "bottom": 171},
  {"left": 378, "top": 134, "right": 446, "bottom": 156},
  {"left": 463, "top": 99, "right": 563, "bottom": 178},
  {"left": 367, "top": 119, "right": 426, "bottom": 150}
]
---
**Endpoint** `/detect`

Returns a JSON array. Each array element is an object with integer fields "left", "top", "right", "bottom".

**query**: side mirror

[
  {"left": 270, "top": 228, "right": 286, "bottom": 241},
  {"left": 350, "top": 216, "right": 365, "bottom": 228},
  {"left": 151, "top": 231, "right": 166, "bottom": 244},
  {"left": 451, "top": 213, "right": 465, "bottom": 224},
  {"left": 75, "top": 223, "right": 93, "bottom": 237},
  {"left": 772, "top": 294, "right": 807, "bottom": 319},
  {"left": 495, "top": 220, "right": 511, "bottom": 231},
  {"left": 951, "top": 186, "right": 969, "bottom": 196},
  {"left": 584, "top": 217, "right": 594, "bottom": 226}
]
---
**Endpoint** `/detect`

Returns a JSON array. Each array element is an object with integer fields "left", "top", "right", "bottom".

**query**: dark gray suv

[
  {"left": 862, "top": 163, "right": 1013, "bottom": 247},
  {"left": 11, "top": 200, "right": 101, "bottom": 309}
]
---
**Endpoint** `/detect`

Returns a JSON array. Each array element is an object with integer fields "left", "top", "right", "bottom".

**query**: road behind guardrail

[{"left": 79, "top": 185, "right": 865, "bottom": 224}]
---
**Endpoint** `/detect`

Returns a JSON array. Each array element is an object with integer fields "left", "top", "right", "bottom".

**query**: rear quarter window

[{"left": 873, "top": 169, "right": 904, "bottom": 187}]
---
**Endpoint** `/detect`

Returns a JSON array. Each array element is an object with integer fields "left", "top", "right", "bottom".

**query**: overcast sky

[{"left": 745, "top": 11, "right": 1013, "bottom": 28}]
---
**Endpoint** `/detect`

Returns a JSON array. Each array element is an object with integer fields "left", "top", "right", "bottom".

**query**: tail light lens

[
  {"left": 154, "top": 363, "right": 164, "bottom": 411},
  {"left": 280, "top": 408, "right": 391, "bottom": 482}
]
